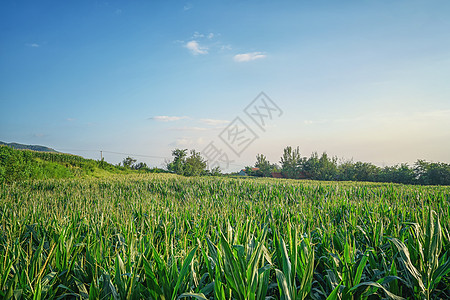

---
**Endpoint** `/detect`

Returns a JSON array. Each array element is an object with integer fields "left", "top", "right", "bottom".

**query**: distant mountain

[{"left": 0, "top": 141, "right": 58, "bottom": 153}]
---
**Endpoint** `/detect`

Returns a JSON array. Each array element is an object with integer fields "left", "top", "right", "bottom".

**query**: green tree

[
  {"left": 280, "top": 146, "right": 303, "bottom": 179},
  {"left": 167, "top": 149, "right": 188, "bottom": 174},
  {"left": 337, "top": 159, "right": 357, "bottom": 181},
  {"left": 132, "top": 162, "right": 148, "bottom": 170},
  {"left": 254, "top": 154, "right": 272, "bottom": 177},
  {"left": 304, "top": 152, "right": 337, "bottom": 180},
  {"left": 122, "top": 156, "right": 137, "bottom": 169},
  {"left": 209, "top": 165, "right": 222, "bottom": 176},
  {"left": 167, "top": 149, "right": 207, "bottom": 176},
  {"left": 353, "top": 161, "right": 379, "bottom": 182},
  {"left": 378, "top": 163, "right": 415, "bottom": 184},
  {"left": 184, "top": 150, "right": 207, "bottom": 176},
  {"left": 414, "top": 160, "right": 450, "bottom": 185}
]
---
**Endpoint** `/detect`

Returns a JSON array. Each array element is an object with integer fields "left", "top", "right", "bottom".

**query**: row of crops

[{"left": 1, "top": 174, "right": 449, "bottom": 299}]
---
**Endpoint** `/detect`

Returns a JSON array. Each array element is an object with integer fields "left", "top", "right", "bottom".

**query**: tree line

[
  {"left": 246, "top": 146, "right": 450, "bottom": 185},
  {"left": 2, "top": 144, "right": 449, "bottom": 185}
]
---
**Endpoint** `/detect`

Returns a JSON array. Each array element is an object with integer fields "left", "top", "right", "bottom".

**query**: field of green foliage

[{"left": 1, "top": 174, "right": 449, "bottom": 299}]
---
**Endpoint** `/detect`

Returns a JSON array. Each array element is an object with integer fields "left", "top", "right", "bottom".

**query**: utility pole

[{"left": 100, "top": 151, "right": 103, "bottom": 161}]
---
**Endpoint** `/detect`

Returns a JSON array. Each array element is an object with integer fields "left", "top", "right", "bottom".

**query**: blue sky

[{"left": 1, "top": 0, "right": 449, "bottom": 171}]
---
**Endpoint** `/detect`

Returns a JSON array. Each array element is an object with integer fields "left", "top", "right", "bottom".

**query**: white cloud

[
  {"left": 207, "top": 33, "right": 214, "bottom": 39},
  {"left": 150, "top": 116, "right": 188, "bottom": 122},
  {"left": 233, "top": 52, "right": 266, "bottom": 62},
  {"left": 66, "top": 118, "right": 76, "bottom": 122},
  {"left": 26, "top": 43, "right": 40, "bottom": 48},
  {"left": 199, "top": 118, "right": 230, "bottom": 126},
  {"left": 185, "top": 40, "right": 208, "bottom": 55},
  {"left": 183, "top": 3, "right": 193, "bottom": 11}
]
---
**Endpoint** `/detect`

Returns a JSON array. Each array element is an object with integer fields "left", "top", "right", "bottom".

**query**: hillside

[
  {"left": 0, "top": 145, "right": 136, "bottom": 183},
  {"left": 0, "top": 141, "right": 58, "bottom": 152}
]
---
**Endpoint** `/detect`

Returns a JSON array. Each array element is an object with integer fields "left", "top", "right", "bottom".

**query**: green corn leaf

[
  {"left": 275, "top": 269, "right": 292, "bottom": 300},
  {"left": 256, "top": 265, "right": 270, "bottom": 300},
  {"left": 278, "top": 237, "right": 292, "bottom": 288},
  {"left": 88, "top": 281, "right": 98, "bottom": 300},
  {"left": 349, "top": 281, "right": 405, "bottom": 300},
  {"left": 143, "top": 259, "right": 164, "bottom": 297},
  {"left": 388, "top": 237, "right": 425, "bottom": 292},
  {"left": 214, "top": 261, "right": 226, "bottom": 300},
  {"left": 431, "top": 255, "right": 450, "bottom": 288},
  {"left": 171, "top": 246, "right": 197, "bottom": 300},
  {"left": 219, "top": 233, "right": 245, "bottom": 298},
  {"left": 32, "top": 280, "right": 42, "bottom": 300},
  {"left": 298, "top": 240, "right": 314, "bottom": 300},
  {"left": 326, "top": 282, "right": 341, "bottom": 300},
  {"left": 177, "top": 292, "right": 208, "bottom": 300},
  {"left": 353, "top": 251, "right": 369, "bottom": 286}
]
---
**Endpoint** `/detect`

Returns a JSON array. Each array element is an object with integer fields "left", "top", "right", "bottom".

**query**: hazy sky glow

[{"left": 1, "top": 0, "right": 449, "bottom": 171}]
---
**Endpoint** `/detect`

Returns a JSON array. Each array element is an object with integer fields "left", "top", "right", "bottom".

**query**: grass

[
  {"left": 0, "top": 146, "right": 136, "bottom": 184},
  {"left": 0, "top": 174, "right": 449, "bottom": 299}
]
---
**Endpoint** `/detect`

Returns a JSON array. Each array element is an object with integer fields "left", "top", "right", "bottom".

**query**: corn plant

[
  {"left": 389, "top": 210, "right": 450, "bottom": 299},
  {"left": 0, "top": 174, "right": 449, "bottom": 299},
  {"left": 274, "top": 225, "right": 315, "bottom": 300},
  {"left": 216, "top": 225, "right": 271, "bottom": 300}
]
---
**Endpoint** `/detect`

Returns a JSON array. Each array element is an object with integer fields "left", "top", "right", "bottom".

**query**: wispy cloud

[
  {"left": 304, "top": 110, "right": 450, "bottom": 126},
  {"left": 220, "top": 45, "right": 232, "bottom": 51},
  {"left": 183, "top": 3, "right": 193, "bottom": 11},
  {"left": 26, "top": 43, "right": 40, "bottom": 48},
  {"left": 150, "top": 116, "right": 231, "bottom": 129},
  {"left": 233, "top": 52, "right": 266, "bottom": 62},
  {"left": 33, "top": 133, "right": 46, "bottom": 138},
  {"left": 304, "top": 119, "right": 328, "bottom": 125},
  {"left": 150, "top": 116, "right": 188, "bottom": 122},
  {"left": 192, "top": 32, "right": 204, "bottom": 39},
  {"left": 185, "top": 40, "right": 208, "bottom": 55},
  {"left": 66, "top": 118, "right": 76, "bottom": 122},
  {"left": 169, "top": 137, "right": 205, "bottom": 147},
  {"left": 170, "top": 126, "right": 208, "bottom": 131},
  {"left": 199, "top": 118, "right": 229, "bottom": 126},
  {"left": 192, "top": 32, "right": 215, "bottom": 40}
]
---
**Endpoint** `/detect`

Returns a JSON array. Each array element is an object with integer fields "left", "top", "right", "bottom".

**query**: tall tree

[
  {"left": 304, "top": 152, "right": 337, "bottom": 180},
  {"left": 280, "top": 146, "right": 303, "bottom": 179},
  {"left": 184, "top": 150, "right": 207, "bottom": 176},
  {"left": 255, "top": 154, "right": 272, "bottom": 177},
  {"left": 167, "top": 149, "right": 188, "bottom": 174},
  {"left": 167, "top": 149, "right": 208, "bottom": 176}
]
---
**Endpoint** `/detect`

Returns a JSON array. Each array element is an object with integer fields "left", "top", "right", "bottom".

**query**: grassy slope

[{"left": 0, "top": 145, "right": 132, "bottom": 183}]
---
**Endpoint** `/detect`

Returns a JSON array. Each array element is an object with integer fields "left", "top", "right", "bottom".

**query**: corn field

[{"left": 1, "top": 174, "right": 449, "bottom": 299}]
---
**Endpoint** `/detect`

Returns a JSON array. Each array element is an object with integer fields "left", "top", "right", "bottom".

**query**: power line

[
  {"left": 56, "top": 148, "right": 170, "bottom": 160},
  {"left": 101, "top": 150, "right": 169, "bottom": 160},
  {"left": 56, "top": 148, "right": 99, "bottom": 152}
]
